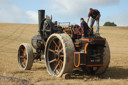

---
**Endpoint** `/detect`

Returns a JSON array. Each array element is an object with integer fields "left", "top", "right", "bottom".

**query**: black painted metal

[{"left": 38, "top": 10, "right": 45, "bottom": 32}]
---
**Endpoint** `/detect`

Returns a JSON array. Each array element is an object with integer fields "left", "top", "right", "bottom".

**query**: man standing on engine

[{"left": 87, "top": 8, "right": 101, "bottom": 34}]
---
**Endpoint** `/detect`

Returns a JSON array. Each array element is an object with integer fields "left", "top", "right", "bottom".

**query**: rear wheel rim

[{"left": 46, "top": 37, "right": 64, "bottom": 75}]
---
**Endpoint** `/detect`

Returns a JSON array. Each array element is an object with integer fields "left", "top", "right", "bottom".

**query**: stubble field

[{"left": 0, "top": 23, "right": 128, "bottom": 85}]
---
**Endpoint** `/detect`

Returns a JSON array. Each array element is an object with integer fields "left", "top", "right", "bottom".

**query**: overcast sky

[{"left": 0, "top": 0, "right": 128, "bottom": 26}]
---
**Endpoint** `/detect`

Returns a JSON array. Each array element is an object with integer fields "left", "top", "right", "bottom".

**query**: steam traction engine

[{"left": 18, "top": 10, "right": 110, "bottom": 77}]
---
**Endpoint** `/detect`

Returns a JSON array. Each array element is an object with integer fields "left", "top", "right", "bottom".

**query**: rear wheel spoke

[
  {"left": 49, "top": 59, "right": 56, "bottom": 63},
  {"left": 53, "top": 40, "right": 58, "bottom": 48},
  {"left": 60, "top": 55, "right": 64, "bottom": 57},
  {"left": 60, "top": 59, "right": 63, "bottom": 64},
  {"left": 60, "top": 48, "right": 63, "bottom": 53},
  {"left": 54, "top": 61, "right": 60, "bottom": 71},
  {"left": 58, "top": 40, "right": 62, "bottom": 49},
  {"left": 55, "top": 50, "right": 59, "bottom": 53},
  {"left": 59, "top": 60, "right": 63, "bottom": 71},
  {"left": 59, "top": 65, "right": 61, "bottom": 71},
  {"left": 49, "top": 49, "right": 55, "bottom": 53}
]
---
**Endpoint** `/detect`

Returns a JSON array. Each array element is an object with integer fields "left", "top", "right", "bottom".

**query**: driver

[{"left": 80, "top": 18, "right": 90, "bottom": 37}]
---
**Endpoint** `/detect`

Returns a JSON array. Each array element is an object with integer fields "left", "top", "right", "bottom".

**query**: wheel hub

[{"left": 54, "top": 52, "right": 59, "bottom": 60}]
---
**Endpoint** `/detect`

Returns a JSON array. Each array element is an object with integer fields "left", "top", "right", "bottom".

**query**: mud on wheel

[
  {"left": 44, "top": 33, "right": 75, "bottom": 77},
  {"left": 18, "top": 43, "right": 34, "bottom": 70}
]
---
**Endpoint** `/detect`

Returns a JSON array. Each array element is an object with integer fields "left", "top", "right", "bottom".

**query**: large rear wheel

[
  {"left": 84, "top": 41, "right": 110, "bottom": 75},
  {"left": 94, "top": 41, "right": 110, "bottom": 74},
  {"left": 44, "top": 33, "right": 75, "bottom": 77}
]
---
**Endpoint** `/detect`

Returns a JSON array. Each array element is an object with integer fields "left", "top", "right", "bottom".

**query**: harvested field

[{"left": 0, "top": 23, "right": 128, "bottom": 85}]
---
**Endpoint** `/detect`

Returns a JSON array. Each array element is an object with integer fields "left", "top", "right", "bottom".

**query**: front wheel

[{"left": 18, "top": 43, "right": 34, "bottom": 70}]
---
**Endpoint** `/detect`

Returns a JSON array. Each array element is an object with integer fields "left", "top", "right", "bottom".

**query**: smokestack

[{"left": 38, "top": 10, "right": 45, "bottom": 33}]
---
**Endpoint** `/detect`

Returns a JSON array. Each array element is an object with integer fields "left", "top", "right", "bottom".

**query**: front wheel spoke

[
  {"left": 49, "top": 59, "right": 56, "bottom": 63},
  {"left": 21, "top": 49, "right": 24, "bottom": 53},
  {"left": 23, "top": 58, "right": 26, "bottom": 65},
  {"left": 21, "top": 61, "right": 25, "bottom": 66},
  {"left": 23, "top": 49, "right": 26, "bottom": 56},
  {"left": 24, "top": 55, "right": 27, "bottom": 59},
  {"left": 20, "top": 56, "right": 24, "bottom": 58},
  {"left": 21, "top": 61, "right": 24, "bottom": 65}
]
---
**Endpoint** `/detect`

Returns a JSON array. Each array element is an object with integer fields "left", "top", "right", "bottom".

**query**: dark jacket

[{"left": 81, "top": 21, "right": 89, "bottom": 36}]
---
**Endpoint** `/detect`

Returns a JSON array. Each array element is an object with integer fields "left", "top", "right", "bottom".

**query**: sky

[{"left": 0, "top": 0, "right": 128, "bottom": 26}]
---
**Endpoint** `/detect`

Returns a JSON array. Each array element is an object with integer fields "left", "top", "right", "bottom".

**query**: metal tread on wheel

[
  {"left": 18, "top": 43, "right": 34, "bottom": 70},
  {"left": 44, "top": 33, "right": 75, "bottom": 77}
]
